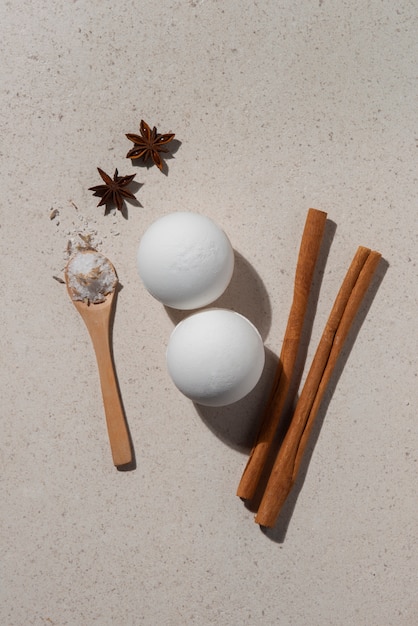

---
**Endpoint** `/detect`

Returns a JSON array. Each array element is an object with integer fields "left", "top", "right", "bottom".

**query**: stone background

[{"left": 1, "top": 1, "right": 417, "bottom": 624}]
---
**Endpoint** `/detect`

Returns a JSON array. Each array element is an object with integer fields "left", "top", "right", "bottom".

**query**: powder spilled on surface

[{"left": 66, "top": 251, "right": 117, "bottom": 303}]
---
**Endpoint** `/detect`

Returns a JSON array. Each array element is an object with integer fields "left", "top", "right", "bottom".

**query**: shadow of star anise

[
  {"left": 126, "top": 120, "right": 175, "bottom": 171},
  {"left": 89, "top": 167, "right": 137, "bottom": 212}
]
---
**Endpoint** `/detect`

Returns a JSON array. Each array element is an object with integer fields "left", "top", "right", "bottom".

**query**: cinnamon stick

[
  {"left": 237, "top": 208, "right": 327, "bottom": 501},
  {"left": 255, "top": 248, "right": 382, "bottom": 527}
]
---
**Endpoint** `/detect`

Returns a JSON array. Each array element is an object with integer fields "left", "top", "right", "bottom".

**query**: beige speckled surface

[{"left": 1, "top": 1, "right": 417, "bottom": 625}]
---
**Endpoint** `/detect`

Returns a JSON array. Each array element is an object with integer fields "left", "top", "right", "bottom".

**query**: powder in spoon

[{"left": 66, "top": 251, "right": 117, "bottom": 304}]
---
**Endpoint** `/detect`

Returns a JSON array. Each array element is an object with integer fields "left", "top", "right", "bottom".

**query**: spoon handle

[{"left": 87, "top": 318, "right": 132, "bottom": 467}]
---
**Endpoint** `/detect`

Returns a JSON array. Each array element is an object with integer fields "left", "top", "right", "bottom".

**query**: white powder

[{"left": 66, "top": 251, "right": 117, "bottom": 303}]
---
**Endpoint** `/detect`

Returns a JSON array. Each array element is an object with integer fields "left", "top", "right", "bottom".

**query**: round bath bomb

[
  {"left": 166, "top": 309, "right": 265, "bottom": 407},
  {"left": 137, "top": 212, "right": 234, "bottom": 309}
]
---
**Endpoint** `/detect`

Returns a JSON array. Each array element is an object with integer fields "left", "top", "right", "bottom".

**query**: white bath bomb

[
  {"left": 166, "top": 309, "right": 265, "bottom": 407},
  {"left": 137, "top": 212, "right": 234, "bottom": 309}
]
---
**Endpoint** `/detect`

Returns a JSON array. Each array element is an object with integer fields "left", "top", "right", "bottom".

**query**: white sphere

[
  {"left": 166, "top": 309, "right": 265, "bottom": 407},
  {"left": 137, "top": 212, "right": 234, "bottom": 309}
]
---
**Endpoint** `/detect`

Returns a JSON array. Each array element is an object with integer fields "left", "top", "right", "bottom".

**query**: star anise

[
  {"left": 126, "top": 120, "right": 175, "bottom": 171},
  {"left": 89, "top": 167, "right": 137, "bottom": 212}
]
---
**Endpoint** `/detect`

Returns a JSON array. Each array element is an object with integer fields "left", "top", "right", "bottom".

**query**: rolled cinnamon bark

[
  {"left": 255, "top": 248, "right": 382, "bottom": 527},
  {"left": 237, "top": 208, "right": 327, "bottom": 501}
]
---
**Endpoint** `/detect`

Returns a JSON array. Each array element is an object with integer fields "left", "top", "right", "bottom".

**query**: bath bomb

[
  {"left": 137, "top": 212, "right": 234, "bottom": 309},
  {"left": 166, "top": 309, "right": 265, "bottom": 407}
]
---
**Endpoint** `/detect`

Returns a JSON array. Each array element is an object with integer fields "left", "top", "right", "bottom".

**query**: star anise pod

[
  {"left": 89, "top": 167, "right": 137, "bottom": 212},
  {"left": 126, "top": 120, "right": 175, "bottom": 171}
]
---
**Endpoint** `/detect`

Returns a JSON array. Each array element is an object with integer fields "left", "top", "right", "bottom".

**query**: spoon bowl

[{"left": 65, "top": 250, "right": 132, "bottom": 467}]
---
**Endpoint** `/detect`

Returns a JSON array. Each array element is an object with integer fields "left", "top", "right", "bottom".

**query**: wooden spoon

[{"left": 65, "top": 250, "right": 132, "bottom": 467}]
